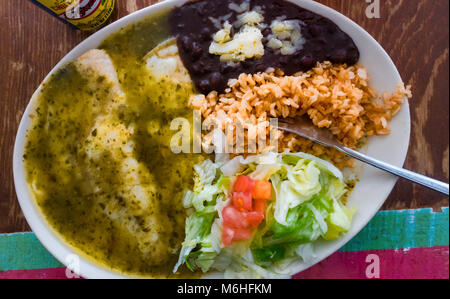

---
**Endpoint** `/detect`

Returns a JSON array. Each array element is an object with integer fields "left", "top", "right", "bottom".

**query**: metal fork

[{"left": 277, "top": 117, "right": 449, "bottom": 195}]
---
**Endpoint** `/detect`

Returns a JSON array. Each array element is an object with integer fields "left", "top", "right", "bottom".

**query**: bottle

[{"left": 30, "top": 0, "right": 116, "bottom": 31}]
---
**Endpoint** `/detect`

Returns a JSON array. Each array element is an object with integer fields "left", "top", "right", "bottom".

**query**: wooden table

[{"left": 0, "top": 0, "right": 448, "bottom": 233}]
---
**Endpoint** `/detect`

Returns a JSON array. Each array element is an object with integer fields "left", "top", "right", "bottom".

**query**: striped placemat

[{"left": 0, "top": 208, "right": 448, "bottom": 279}]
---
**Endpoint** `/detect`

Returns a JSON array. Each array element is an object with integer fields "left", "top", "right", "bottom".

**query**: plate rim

[{"left": 13, "top": 0, "right": 410, "bottom": 279}]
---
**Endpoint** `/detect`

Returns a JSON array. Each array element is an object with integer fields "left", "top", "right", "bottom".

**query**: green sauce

[{"left": 24, "top": 10, "right": 204, "bottom": 278}]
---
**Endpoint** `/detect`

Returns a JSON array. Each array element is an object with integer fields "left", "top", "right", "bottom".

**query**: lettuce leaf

[
  {"left": 272, "top": 159, "right": 322, "bottom": 225},
  {"left": 252, "top": 245, "right": 286, "bottom": 264},
  {"left": 282, "top": 152, "right": 343, "bottom": 180},
  {"left": 255, "top": 161, "right": 351, "bottom": 262},
  {"left": 193, "top": 159, "right": 219, "bottom": 193},
  {"left": 263, "top": 193, "right": 330, "bottom": 247},
  {"left": 173, "top": 208, "right": 217, "bottom": 273},
  {"left": 323, "top": 199, "right": 357, "bottom": 240}
]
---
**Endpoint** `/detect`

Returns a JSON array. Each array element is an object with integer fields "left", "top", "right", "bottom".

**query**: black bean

[
  {"left": 299, "top": 11, "right": 314, "bottom": 20},
  {"left": 200, "top": 27, "right": 212, "bottom": 40},
  {"left": 191, "top": 63, "right": 204, "bottom": 74},
  {"left": 191, "top": 42, "right": 203, "bottom": 60},
  {"left": 309, "top": 24, "right": 320, "bottom": 37},
  {"left": 300, "top": 55, "right": 314, "bottom": 67},
  {"left": 255, "top": 63, "right": 266, "bottom": 72},
  {"left": 220, "top": 63, "right": 234, "bottom": 73},
  {"left": 262, "top": 27, "right": 272, "bottom": 36},
  {"left": 173, "top": 10, "right": 181, "bottom": 18},
  {"left": 347, "top": 47, "right": 360, "bottom": 65},
  {"left": 240, "top": 60, "right": 251, "bottom": 69},
  {"left": 170, "top": 0, "right": 360, "bottom": 94},
  {"left": 209, "top": 72, "right": 222, "bottom": 90},
  {"left": 197, "top": 2, "right": 208, "bottom": 16},
  {"left": 327, "top": 23, "right": 337, "bottom": 34},
  {"left": 279, "top": 55, "right": 290, "bottom": 65},
  {"left": 317, "top": 37, "right": 327, "bottom": 45},
  {"left": 332, "top": 49, "right": 347, "bottom": 63},
  {"left": 313, "top": 44, "right": 323, "bottom": 52},
  {"left": 199, "top": 79, "right": 210, "bottom": 91},
  {"left": 180, "top": 35, "right": 192, "bottom": 51}
]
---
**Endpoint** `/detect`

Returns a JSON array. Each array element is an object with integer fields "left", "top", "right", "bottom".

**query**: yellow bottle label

[{"left": 34, "top": 0, "right": 115, "bottom": 31}]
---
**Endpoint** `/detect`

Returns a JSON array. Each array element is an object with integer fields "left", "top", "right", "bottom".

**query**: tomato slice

[
  {"left": 233, "top": 175, "right": 255, "bottom": 193},
  {"left": 222, "top": 225, "right": 234, "bottom": 247},
  {"left": 222, "top": 205, "right": 248, "bottom": 228},
  {"left": 253, "top": 198, "right": 266, "bottom": 216},
  {"left": 252, "top": 180, "right": 272, "bottom": 200},
  {"left": 245, "top": 211, "right": 264, "bottom": 228},
  {"left": 232, "top": 191, "right": 252, "bottom": 211}
]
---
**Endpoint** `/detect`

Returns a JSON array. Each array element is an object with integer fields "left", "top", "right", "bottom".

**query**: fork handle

[{"left": 338, "top": 146, "right": 449, "bottom": 195}]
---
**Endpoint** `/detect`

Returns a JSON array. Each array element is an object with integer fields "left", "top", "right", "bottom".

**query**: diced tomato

[
  {"left": 253, "top": 198, "right": 266, "bottom": 216},
  {"left": 233, "top": 175, "right": 255, "bottom": 193},
  {"left": 245, "top": 211, "right": 264, "bottom": 228},
  {"left": 222, "top": 225, "right": 234, "bottom": 247},
  {"left": 222, "top": 178, "right": 272, "bottom": 246},
  {"left": 222, "top": 225, "right": 252, "bottom": 247},
  {"left": 222, "top": 205, "right": 248, "bottom": 228},
  {"left": 232, "top": 227, "right": 252, "bottom": 241},
  {"left": 232, "top": 191, "right": 252, "bottom": 211},
  {"left": 252, "top": 180, "right": 272, "bottom": 200}
]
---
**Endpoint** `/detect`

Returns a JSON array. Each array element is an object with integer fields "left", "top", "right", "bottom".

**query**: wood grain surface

[{"left": 0, "top": 0, "right": 448, "bottom": 233}]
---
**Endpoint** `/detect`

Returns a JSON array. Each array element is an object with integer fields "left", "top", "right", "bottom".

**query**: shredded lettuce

[
  {"left": 193, "top": 159, "right": 219, "bottom": 193},
  {"left": 282, "top": 152, "right": 343, "bottom": 180},
  {"left": 273, "top": 159, "right": 322, "bottom": 225},
  {"left": 323, "top": 199, "right": 356, "bottom": 240},
  {"left": 295, "top": 243, "right": 317, "bottom": 265},
  {"left": 173, "top": 159, "right": 223, "bottom": 273},
  {"left": 192, "top": 184, "right": 219, "bottom": 211},
  {"left": 174, "top": 152, "right": 356, "bottom": 278},
  {"left": 173, "top": 208, "right": 217, "bottom": 273},
  {"left": 252, "top": 245, "right": 286, "bottom": 264}
]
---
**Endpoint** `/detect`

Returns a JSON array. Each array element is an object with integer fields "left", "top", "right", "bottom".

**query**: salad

[{"left": 173, "top": 152, "right": 356, "bottom": 278}]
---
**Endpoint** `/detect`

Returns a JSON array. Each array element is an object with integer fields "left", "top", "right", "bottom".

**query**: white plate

[{"left": 13, "top": 0, "right": 410, "bottom": 279}]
